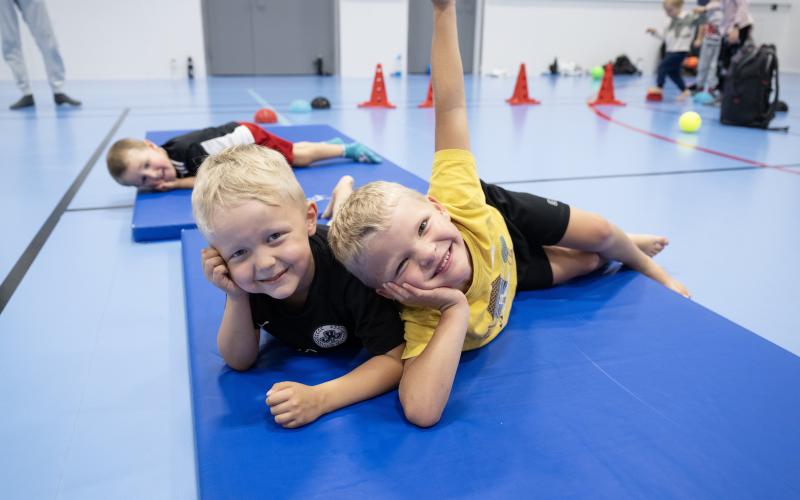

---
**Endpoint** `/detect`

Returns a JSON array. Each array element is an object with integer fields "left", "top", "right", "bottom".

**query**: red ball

[{"left": 254, "top": 108, "right": 277, "bottom": 123}]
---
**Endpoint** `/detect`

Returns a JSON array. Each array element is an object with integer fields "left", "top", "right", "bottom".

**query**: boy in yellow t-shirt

[{"left": 329, "top": 0, "right": 689, "bottom": 428}]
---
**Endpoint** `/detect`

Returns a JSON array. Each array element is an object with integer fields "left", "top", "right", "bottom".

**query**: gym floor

[{"left": 0, "top": 72, "right": 798, "bottom": 499}]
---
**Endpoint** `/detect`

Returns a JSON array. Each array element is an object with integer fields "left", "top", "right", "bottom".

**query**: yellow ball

[{"left": 679, "top": 111, "right": 702, "bottom": 133}]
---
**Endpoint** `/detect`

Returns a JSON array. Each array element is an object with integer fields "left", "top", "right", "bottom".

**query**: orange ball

[
  {"left": 683, "top": 56, "right": 698, "bottom": 70},
  {"left": 254, "top": 108, "right": 277, "bottom": 123}
]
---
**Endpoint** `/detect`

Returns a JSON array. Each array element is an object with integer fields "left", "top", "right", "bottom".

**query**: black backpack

[
  {"left": 612, "top": 55, "right": 641, "bottom": 76},
  {"left": 720, "top": 43, "right": 788, "bottom": 131}
]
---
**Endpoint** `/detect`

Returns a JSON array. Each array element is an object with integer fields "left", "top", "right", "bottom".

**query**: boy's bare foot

[
  {"left": 628, "top": 234, "right": 669, "bottom": 257},
  {"left": 676, "top": 90, "right": 691, "bottom": 102},
  {"left": 664, "top": 277, "right": 691, "bottom": 298}
]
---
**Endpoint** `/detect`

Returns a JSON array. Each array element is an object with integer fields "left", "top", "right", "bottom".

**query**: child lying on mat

[
  {"left": 106, "top": 121, "right": 381, "bottom": 191},
  {"left": 191, "top": 144, "right": 404, "bottom": 429},
  {"left": 328, "top": 0, "right": 690, "bottom": 428}
]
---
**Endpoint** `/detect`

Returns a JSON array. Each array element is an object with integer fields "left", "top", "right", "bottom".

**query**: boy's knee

[{"left": 588, "top": 215, "right": 614, "bottom": 249}]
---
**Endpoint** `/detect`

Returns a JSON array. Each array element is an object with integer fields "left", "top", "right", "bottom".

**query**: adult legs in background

[{"left": 0, "top": 0, "right": 80, "bottom": 109}]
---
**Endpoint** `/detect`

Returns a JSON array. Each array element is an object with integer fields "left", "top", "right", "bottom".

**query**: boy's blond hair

[
  {"left": 664, "top": 0, "right": 683, "bottom": 8},
  {"left": 329, "top": 181, "right": 427, "bottom": 286},
  {"left": 106, "top": 138, "right": 148, "bottom": 183},
  {"left": 191, "top": 144, "right": 306, "bottom": 238}
]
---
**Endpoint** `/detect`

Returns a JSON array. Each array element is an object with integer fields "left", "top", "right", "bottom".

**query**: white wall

[
  {"left": 0, "top": 0, "right": 795, "bottom": 83},
  {"left": 481, "top": 0, "right": 799, "bottom": 76},
  {"left": 0, "top": 0, "right": 205, "bottom": 82},
  {"left": 339, "top": 0, "right": 408, "bottom": 77}
]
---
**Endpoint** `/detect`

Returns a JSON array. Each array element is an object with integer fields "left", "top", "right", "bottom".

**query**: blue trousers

[{"left": 656, "top": 51, "right": 688, "bottom": 92}]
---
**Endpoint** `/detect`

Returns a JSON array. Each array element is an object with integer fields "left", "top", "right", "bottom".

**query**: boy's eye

[
  {"left": 266, "top": 232, "right": 282, "bottom": 243},
  {"left": 418, "top": 219, "right": 428, "bottom": 236},
  {"left": 230, "top": 249, "right": 247, "bottom": 259}
]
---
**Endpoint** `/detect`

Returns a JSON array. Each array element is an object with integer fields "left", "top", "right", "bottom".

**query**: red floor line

[{"left": 588, "top": 105, "right": 800, "bottom": 176}]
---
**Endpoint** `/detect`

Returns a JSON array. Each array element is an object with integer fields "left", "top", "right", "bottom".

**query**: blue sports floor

[{"left": 0, "top": 73, "right": 798, "bottom": 499}]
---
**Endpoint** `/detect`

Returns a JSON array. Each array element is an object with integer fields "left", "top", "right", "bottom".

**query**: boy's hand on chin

[
  {"left": 201, "top": 247, "right": 247, "bottom": 299},
  {"left": 380, "top": 281, "right": 467, "bottom": 312},
  {"left": 266, "top": 381, "right": 325, "bottom": 429}
]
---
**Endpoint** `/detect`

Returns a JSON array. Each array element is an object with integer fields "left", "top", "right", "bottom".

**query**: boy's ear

[
  {"left": 305, "top": 200, "right": 318, "bottom": 236},
  {"left": 144, "top": 140, "right": 171, "bottom": 159},
  {"left": 427, "top": 195, "right": 451, "bottom": 220}
]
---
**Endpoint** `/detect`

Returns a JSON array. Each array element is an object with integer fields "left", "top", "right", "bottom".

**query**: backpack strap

[{"left": 766, "top": 45, "right": 789, "bottom": 132}]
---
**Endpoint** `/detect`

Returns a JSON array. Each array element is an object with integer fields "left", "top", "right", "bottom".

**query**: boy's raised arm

[{"left": 432, "top": 0, "right": 470, "bottom": 153}]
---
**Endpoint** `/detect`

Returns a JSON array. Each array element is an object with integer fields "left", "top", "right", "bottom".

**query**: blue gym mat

[
  {"left": 181, "top": 228, "right": 800, "bottom": 499},
  {"left": 132, "top": 125, "right": 426, "bottom": 242}
]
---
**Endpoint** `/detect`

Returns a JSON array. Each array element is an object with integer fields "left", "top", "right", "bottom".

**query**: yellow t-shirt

[{"left": 401, "top": 149, "right": 517, "bottom": 359}]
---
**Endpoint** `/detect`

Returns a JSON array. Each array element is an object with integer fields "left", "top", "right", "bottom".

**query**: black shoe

[
  {"left": 54, "top": 93, "right": 81, "bottom": 106},
  {"left": 9, "top": 94, "right": 35, "bottom": 110}
]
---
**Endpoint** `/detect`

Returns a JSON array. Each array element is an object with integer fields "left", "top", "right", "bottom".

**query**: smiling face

[
  {"left": 208, "top": 199, "right": 317, "bottom": 307},
  {"left": 358, "top": 196, "right": 472, "bottom": 293},
  {"left": 119, "top": 142, "right": 177, "bottom": 188}
]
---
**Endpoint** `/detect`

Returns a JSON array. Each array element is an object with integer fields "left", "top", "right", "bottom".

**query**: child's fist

[
  {"left": 201, "top": 247, "right": 245, "bottom": 298},
  {"left": 266, "top": 381, "right": 325, "bottom": 429}
]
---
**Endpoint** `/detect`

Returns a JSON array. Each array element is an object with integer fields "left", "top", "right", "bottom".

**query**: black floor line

[
  {"left": 0, "top": 108, "right": 130, "bottom": 315},
  {"left": 493, "top": 164, "right": 766, "bottom": 185},
  {"left": 65, "top": 204, "right": 134, "bottom": 213}
]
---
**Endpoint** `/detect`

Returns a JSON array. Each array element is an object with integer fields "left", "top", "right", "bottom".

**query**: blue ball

[
  {"left": 693, "top": 91, "right": 715, "bottom": 105},
  {"left": 289, "top": 99, "right": 312, "bottom": 113}
]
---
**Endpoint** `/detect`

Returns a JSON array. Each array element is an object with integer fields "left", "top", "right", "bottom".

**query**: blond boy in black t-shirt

[{"left": 191, "top": 144, "right": 404, "bottom": 429}]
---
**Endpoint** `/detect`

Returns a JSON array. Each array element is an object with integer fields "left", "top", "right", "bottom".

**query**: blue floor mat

[
  {"left": 181, "top": 228, "right": 800, "bottom": 499},
  {"left": 132, "top": 124, "right": 427, "bottom": 241}
]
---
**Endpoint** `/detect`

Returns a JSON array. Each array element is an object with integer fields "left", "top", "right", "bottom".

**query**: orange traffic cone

[
  {"left": 418, "top": 80, "right": 433, "bottom": 108},
  {"left": 506, "top": 64, "right": 540, "bottom": 105},
  {"left": 359, "top": 64, "right": 396, "bottom": 108},
  {"left": 589, "top": 62, "right": 625, "bottom": 106}
]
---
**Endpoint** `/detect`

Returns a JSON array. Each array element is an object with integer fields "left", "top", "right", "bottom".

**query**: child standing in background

[
  {"left": 646, "top": 0, "right": 706, "bottom": 101},
  {"left": 692, "top": 1, "right": 723, "bottom": 104}
]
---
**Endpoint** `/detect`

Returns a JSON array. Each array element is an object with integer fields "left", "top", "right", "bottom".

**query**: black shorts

[{"left": 481, "top": 181, "right": 571, "bottom": 290}]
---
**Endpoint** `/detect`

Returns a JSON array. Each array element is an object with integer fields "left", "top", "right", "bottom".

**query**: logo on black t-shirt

[{"left": 312, "top": 325, "right": 348, "bottom": 348}]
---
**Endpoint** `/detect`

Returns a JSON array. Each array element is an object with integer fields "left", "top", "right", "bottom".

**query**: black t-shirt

[
  {"left": 161, "top": 121, "right": 240, "bottom": 177},
  {"left": 248, "top": 226, "right": 404, "bottom": 356}
]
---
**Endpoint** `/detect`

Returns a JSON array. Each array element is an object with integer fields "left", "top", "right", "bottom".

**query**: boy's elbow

[
  {"left": 400, "top": 392, "right": 445, "bottom": 428},
  {"left": 219, "top": 346, "right": 257, "bottom": 371},
  {"left": 405, "top": 407, "right": 443, "bottom": 428},
  {"left": 226, "top": 358, "right": 254, "bottom": 372}
]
